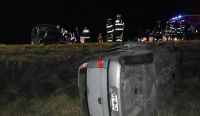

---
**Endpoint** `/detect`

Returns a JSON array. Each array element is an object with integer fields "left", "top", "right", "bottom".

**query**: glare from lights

[
  {"left": 172, "top": 18, "right": 175, "bottom": 20},
  {"left": 175, "top": 17, "right": 177, "bottom": 19},
  {"left": 178, "top": 15, "right": 182, "bottom": 18}
]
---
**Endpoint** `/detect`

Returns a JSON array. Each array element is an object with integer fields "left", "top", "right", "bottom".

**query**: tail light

[
  {"left": 80, "top": 63, "right": 88, "bottom": 69},
  {"left": 98, "top": 59, "right": 103, "bottom": 68}
]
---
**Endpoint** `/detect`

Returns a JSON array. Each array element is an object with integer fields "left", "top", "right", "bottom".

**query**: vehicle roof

[
  {"left": 34, "top": 24, "right": 59, "bottom": 32},
  {"left": 35, "top": 24, "right": 56, "bottom": 27}
]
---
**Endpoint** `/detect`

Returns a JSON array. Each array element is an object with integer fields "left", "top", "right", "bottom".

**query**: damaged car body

[
  {"left": 31, "top": 24, "right": 64, "bottom": 44},
  {"left": 78, "top": 42, "right": 178, "bottom": 116}
]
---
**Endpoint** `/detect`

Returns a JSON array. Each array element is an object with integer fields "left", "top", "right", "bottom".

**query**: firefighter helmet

[
  {"left": 57, "top": 25, "right": 60, "bottom": 29},
  {"left": 117, "top": 14, "right": 121, "bottom": 18}
]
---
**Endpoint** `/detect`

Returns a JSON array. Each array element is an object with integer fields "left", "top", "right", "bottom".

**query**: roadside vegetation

[{"left": 0, "top": 41, "right": 200, "bottom": 116}]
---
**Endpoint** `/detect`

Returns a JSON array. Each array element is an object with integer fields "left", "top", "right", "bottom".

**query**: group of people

[
  {"left": 97, "top": 14, "right": 125, "bottom": 43},
  {"left": 56, "top": 25, "right": 91, "bottom": 44},
  {"left": 55, "top": 14, "right": 125, "bottom": 44},
  {"left": 137, "top": 20, "right": 200, "bottom": 42}
]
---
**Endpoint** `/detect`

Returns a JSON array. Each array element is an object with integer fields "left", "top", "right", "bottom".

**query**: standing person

[
  {"left": 82, "top": 27, "right": 90, "bottom": 43},
  {"left": 195, "top": 22, "right": 200, "bottom": 40},
  {"left": 153, "top": 20, "right": 163, "bottom": 41},
  {"left": 62, "top": 29, "right": 68, "bottom": 38},
  {"left": 184, "top": 22, "right": 189, "bottom": 40},
  {"left": 74, "top": 27, "right": 80, "bottom": 43},
  {"left": 106, "top": 18, "right": 114, "bottom": 42},
  {"left": 164, "top": 26, "right": 171, "bottom": 41},
  {"left": 145, "top": 29, "right": 150, "bottom": 41},
  {"left": 176, "top": 22, "right": 183, "bottom": 40},
  {"left": 138, "top": 28, "right": 143, "bottom": 41},
  {"left": 104, "top": 34, "right": 108, "bottom": 42},
  {"left": 61, "top": 28, "right": 64, "bottom": 34},
  {"left": 98, "top": 33, "right": 103, "bottom": 43},
  {"left": 115, "top": 14, "right": 125, "bottom": 42},
  {"left": 188, "top": 24, "right": 195, "bottom": 40}
]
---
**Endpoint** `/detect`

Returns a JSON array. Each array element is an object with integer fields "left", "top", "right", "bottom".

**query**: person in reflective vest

[
  {"left": 82, "top": 27, "right": 90, "bottom": 43},
  {"left": 153, "top": 20, "right": 163, "bottom": 41},
  {"left": 106, "top": 18, "right": 114, "bottom": 42},
  {"left": 176, "top": 22, "right": 184, "bottom": 40},
  {"left": 115, "top": 14, "right": 125, "bottom": 42},
  {"left": 164, "top": 26, "right": 171, "bottom": 41}
]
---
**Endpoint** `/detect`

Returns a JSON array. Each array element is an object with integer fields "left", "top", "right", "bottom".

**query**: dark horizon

[{"left": 1, "top": 0, "right": 200, "bottom": 44}]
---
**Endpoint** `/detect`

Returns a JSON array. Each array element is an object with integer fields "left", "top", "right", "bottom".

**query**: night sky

[{"left": 1, "top": 0, "right": 199, "bottom": 44}]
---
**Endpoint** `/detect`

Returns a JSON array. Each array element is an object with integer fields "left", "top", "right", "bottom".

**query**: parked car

[
  {"left": 78, "top": 41, "right": 178, "bottom": 116},
  {"left": 31, "top": 24, "right": 64, "bottom": 44}
]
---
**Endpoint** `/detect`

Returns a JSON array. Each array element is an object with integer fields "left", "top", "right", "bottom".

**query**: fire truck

[{"left": 164, "top": 15, "right": 200, "bottom": 41}]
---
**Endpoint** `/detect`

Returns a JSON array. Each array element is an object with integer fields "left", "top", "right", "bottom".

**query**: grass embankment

[
  {"left": 0, "top": 43, "right": 114, "bottom": 116},
  {"left": 0, "top": 93, "right": 81, "bottom": 116},
  {"left": 1, "top": 41, "right": 200, "bottom": 116},
  {"left": 153, "top": 41, "right": 200, "bottom": 116}
]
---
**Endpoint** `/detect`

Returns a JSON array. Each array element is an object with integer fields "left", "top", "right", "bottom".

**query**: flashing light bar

[{"left": 170, "top": 15, "right": 183, "bottom": 20}]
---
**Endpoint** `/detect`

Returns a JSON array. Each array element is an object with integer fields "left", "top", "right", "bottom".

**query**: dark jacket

[{"left": 74, "top": 29, "right": 80, "bottom": 38}]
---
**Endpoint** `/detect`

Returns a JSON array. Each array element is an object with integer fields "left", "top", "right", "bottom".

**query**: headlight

[
  {"left": 174, "top": 38, "right": 177, "bottom": 41},
  {"left": 154, "top": 38, "right": 157, "bottom": 40}
]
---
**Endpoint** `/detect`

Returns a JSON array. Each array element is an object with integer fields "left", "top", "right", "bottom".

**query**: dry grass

[{"left": 0, "top": 93, "right": 82, "bottom": 116}]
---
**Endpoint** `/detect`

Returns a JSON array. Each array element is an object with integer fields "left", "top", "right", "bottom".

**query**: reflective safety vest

[
  {"left": 170, "top": 27, "right": 176, "bottom": 35},
  {"left": 176, "top": 27, "right": 183, "bottom": 34},
  {"left": 106, "top": 20, "right": 114, "bottom": 34},
  {"left": 82, "top": 29, "right": 90, "bottom": 38},
  {"left": 115, "top": 18, "right": 125, "bottom": 31},
  {"left": 164, "top": 29, "right": 171, "bottom": 36}
]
